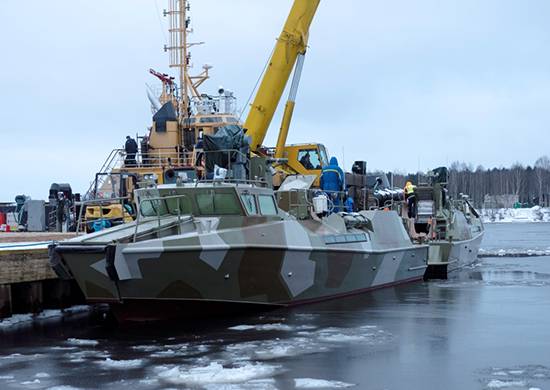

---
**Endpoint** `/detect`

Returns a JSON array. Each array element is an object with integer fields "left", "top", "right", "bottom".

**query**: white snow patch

[
  {"left": 487, "top": 379, "right": 527, "bottom": 388},
  {"left": 203, "top": 378, "right": 278, "bottom": 390},
  {"left": 20, "top": 379, "right": 41, "bottom": 385},
  {"left": 509, "top": 370, "right": 525, "bottom": 375},
  {"left": 50, "top": 347, "right": 78, "bottom": 351},
  {"left": 482, "top": 207, "right": 550, "bottom": 223},
  {"left": 2, "top": 353, "right": 24, "bottom": 359},
  {"left": 317, "top": 334, "right": 366, "bottom": 343},
  {"left": 157, "top": 362, "right": 280, "bottom": 385},
  {"left": 295, "top": 378, "right": 356, "bottom": 388},
  {"left": 138, "top": 378, "right": 159, "bottom": 385},
  {"left": 132, "top": 344, "right": 162, "bottom": 352},
  {"left": 229, "top": 325, "right": 256, "bottom": 331},
  {"left": 0, "top": 375, "right": 15, "bottom": 380},
  {"left": 46, "top": 387, "right": 83, "bottom": 390},
  {"left": 36, "top": 310, "right": 62, "bottom": 320},
  {"left": 229, "top": 323, "right": 315, "bottom": 332},
  {"left": 0, "top": 314, "right": 33, "bottom": 328},
  {"left": 66, "top": 338, "right": 99, "bottom": 346},
  {"left": 35, "top": 373, "right": 50, "bottom": 378},
  {"left": 63, "top": 306, "right": 90, "bottom": 314},
  {"left": 97, "top": 358, "right": 144, "bottom": 369}
]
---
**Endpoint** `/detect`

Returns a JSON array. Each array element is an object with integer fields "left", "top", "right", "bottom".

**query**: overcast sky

[{"left": 1, "top": 0, "right": 549, "bottom": 201}]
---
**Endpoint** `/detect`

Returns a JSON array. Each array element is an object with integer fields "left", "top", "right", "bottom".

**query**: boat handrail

[{"left": 133, "top": 193, "right": 194, "bottom": 242}]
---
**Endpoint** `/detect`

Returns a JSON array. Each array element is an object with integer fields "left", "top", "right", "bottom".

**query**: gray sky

[{"left": 1, "top": 0, "right": 549, "bottom": 201}]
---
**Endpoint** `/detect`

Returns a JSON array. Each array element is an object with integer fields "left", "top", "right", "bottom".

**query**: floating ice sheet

[
  {"left": 295, "top": 378, "right": 356, "bottom": 388},
  {"left": 157, "top": 362, "right": 281, "bottom": 386},
  {"left": 66, "top": 338, "right": 99, "bottom": 347},
  {"left": 97, "top": 358, "right": 145, "bottom": 369}
]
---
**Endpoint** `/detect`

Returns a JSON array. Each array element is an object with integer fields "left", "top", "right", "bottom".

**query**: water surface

[{"left": 1, "top": 223, "right": 549, "bottom": 389}]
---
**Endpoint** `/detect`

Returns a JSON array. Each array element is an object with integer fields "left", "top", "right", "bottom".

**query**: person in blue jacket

[{"left": 320, "top": 157, "right": 345, "bottom": 211}]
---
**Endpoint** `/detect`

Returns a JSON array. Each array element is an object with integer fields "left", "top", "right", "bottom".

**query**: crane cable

[
  {"left": 154, "top": 0, "right": 168, "bottom": 44},
  {"left": 238, "top": 46, "right": 276, "bottom": 123}
]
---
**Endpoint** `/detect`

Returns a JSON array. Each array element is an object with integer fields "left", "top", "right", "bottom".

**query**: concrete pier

[{"left": 0, "top": 232, "right": 84, "bottom": 319}]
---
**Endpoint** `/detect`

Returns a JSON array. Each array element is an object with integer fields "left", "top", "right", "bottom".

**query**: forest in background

[{"left": 383, "top": 156, "right": 550, "bottom": 209}]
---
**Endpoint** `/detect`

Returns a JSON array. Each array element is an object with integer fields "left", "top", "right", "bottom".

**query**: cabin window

[
  {"left": 140, "top": 198, "right": 168, "bottom": 217},
  {"left": 241, "top": 194, "right": 258, "bottom": 215},
  {"left": 259, "top": 195, "right": 278, "bottom": 216},
  {"left": 298, "top": 149, "right": 322, "bottom": 170},
  {"left": 196, "top": 192, "right": 242, "bottom": 215}
]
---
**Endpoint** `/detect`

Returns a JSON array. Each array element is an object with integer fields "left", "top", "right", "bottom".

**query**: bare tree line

[{"left": 383, "top": 156, "right": 550, "bottom": 209}]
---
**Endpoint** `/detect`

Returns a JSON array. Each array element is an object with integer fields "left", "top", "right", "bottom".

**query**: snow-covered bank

[{"left": 482, "top": 207, "right": 550, "bottom": 223}]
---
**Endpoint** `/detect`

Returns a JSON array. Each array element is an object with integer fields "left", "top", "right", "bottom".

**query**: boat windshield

[{"left": 139, "top": 191, "right": 242, "bottom": 217}]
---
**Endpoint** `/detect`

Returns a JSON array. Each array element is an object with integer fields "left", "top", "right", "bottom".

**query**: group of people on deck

[{"left": 318, "top": 155, "right": 418, "bottom": 218}]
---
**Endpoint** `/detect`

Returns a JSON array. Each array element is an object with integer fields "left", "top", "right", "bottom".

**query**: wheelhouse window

[
  {"left": 259, "top": 195, "right": 278, "bottom": 216},
  {"left": 196, "top": 192, "right": 242, "bottom": 215},
  {"left": 240, "top": 194, "right": 258, "bottom": 215},
  {"left": 298, "top": 149, "right": 322, "bottom": 170}
]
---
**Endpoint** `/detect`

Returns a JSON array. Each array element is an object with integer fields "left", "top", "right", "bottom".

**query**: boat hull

[
  {"left": 55, "top": 244, "right": 428, "bottom": 320},
  {"left": 425, "top": 231, "right": 484, "bottom": 279}
]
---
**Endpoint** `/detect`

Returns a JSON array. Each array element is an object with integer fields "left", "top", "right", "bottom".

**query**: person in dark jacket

[
  {"left": 320, "top": 157, "right": 345, "bottom": 211},
  {"left": 124, "top": 136, "right": 138, "bottom": 167}
]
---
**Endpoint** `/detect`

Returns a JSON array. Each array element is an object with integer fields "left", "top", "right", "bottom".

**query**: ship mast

[{"left": 164, "top": 0, "right": 209, "bottom": 125}]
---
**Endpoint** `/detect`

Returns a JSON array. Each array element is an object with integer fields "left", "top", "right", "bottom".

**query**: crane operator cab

[{"left": 279, "top": 143, "right": 329, "bottom": 186}]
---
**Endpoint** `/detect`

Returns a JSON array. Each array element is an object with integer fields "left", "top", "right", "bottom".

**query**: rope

[
  {"left": 154, "top": 0, "right": 168, "bottom": 44},
  {"left": 238, "top": 46, "right": 276, "bottom": 123}
]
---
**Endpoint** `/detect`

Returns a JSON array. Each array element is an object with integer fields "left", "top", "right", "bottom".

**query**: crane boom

[{"left": 244, "top": 0, "right": 320, "bottom": 151}]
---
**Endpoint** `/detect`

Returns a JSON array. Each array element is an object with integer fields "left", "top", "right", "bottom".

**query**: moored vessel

[{"left": 404, "top": 168, "right": 484, "bottom": 279}]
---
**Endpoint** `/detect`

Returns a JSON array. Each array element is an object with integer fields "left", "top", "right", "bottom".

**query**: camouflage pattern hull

[
  {"left": 51, "top": 210, "right": 429, "bottom": 321},
  {"left": 425, "top": 231, "right": 484, "bottom": 279}
]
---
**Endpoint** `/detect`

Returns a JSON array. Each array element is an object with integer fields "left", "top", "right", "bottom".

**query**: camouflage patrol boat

[
  {"left": 407, "top": 168, "right": 484, "bottom": 279},
  {"left": 49, "top": 173, "right": 429, "bottom": 321}
]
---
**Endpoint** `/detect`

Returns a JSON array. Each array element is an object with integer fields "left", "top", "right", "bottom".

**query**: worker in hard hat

[
  {"left": 321, "top": 157, "right": 345, "bottom": 211},
  {"left": 404, "top": 181, "right": 417, "bottom": 219}
]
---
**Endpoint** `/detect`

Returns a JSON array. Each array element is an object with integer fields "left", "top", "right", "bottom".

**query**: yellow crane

[{"left": 243, "top": 0, "right": 330, "bottom": 185}]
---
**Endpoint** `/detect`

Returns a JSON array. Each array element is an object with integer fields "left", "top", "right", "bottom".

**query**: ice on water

[
  {"left": 157, "top": 361, "right": 281, "bottom": 386},
  {"left": 0, "top": 306, "right": 91, "bottom": 330},
  {"left": 479, "top": 248, "right": 550, "bottom": 258},
  {"left": 482, "top": 365, "right": 550, "bottom": 389},
  {"left": 295, "top": 378, "right": 356, "bottom": 388},
  {"left": 229, "top": 323, "right": 315, "bottom": 332},
  {"left": 487, "top": 379, "right": 527, "bottom": 388},
  {"left": 97, "top": 358, "right": 145, "bottom": 369},
  {"left": 66, "top": 338, "right": 99, "bottom": 347}
]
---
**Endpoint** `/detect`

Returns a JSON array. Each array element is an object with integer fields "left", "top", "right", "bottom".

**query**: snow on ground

[
  {"left": 482, "top": 207, "right": 550, "bottom": 223},
  {"left": 294, "top": 378, "right": 356, "bottom": 388}
]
